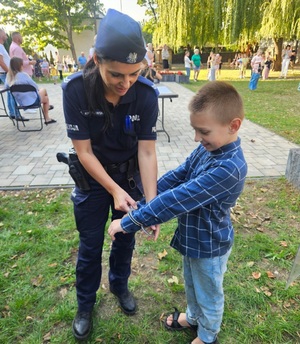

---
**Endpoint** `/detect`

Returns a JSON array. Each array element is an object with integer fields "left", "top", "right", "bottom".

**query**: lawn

[
  {"left": 0, "top": 68, "right": 300, "bottom": 343},
  {"left": 0, "top": 179, "right": 299, "bottom": 343}
]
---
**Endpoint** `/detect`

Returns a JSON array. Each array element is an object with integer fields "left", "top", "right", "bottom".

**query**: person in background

[
  {"left": 215, "top": 53, "right": 222, "bottom": 78},
  {"left": 262, "top": 53, "right": 272, "bottom": 80},
  {"left": 238, "top": 53, "right": 249, "bottom": 79},
  {"left": 54, "top": 51, "right": 63, "bottom": 81},
  {"left": 0, "top": 28, "right": 16, "bottom": 120},
  {"left": 108, "top": 81, "right": 248, "bottom": 344},
  {"left": 41, "top": 58, "right": 50, "bottom": 80},
  {"left": 9, "top": 32, "right": 36, "bottom": 77},
  {"left": 56, "top": 60, "right": 63, "bottom": 80},
  {"left": 6, "top": 57, "right": 56, "bottom": 125},
  {"left": 63, "top": 56, "right": 68, "bottom": 73},
  {"left": 88, "top": 35, "right": 97, "bottom": 60},
  {"left": 184, "top": 50, "right": 192, "bottom": 79},
  {"left": 66, "top": 55, "right": 73, "bottom": 72},
  {"left": 207, "top": 52, "right": 216, "bottom": 81},
  {"left": 249, "top": 50, "right": 263, "bottom": 90},
  {"left": 140, "top": 58, "right": 162, "bottom": 83},
  {"left": 145, "top": 42, "right": 154, "bottom": 67},
  {"left": 62, "top": 9, "right": 159, "bottom": 341},
  {"left": 72, "top": 58, "right": 78, "bottom": 72},
  {"left": 161, "top": 44, "right": 170, "bottom": 71},
  {"left": 54, "top": 51, "right": 60, "bottom": 65},
  {"left": 78, "top": 51, "right": 87, "bottom": 70},
  {"left": 50, "top": 64, "right": 59, "bottom": 84},
  {"left": 280, "top": 44, "right": 292, "bottom": 79},
  {"left": 33, "top": 53, "right": 43, "bottom": 81},
  {"left": 191, "top": 48, "right": 201, "bottom": 82},
  {"left": 289, "top": 48, "right": 296, "bottom": 73}
]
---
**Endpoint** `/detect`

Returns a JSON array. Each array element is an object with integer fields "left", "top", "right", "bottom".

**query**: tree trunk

[
  {"left": 70, "top": 40, "right": 77, "bottom": 64},
  {"left": 273, "top": 37, "right": 283, "bottom": 71},
  {"left": 65, "top": 23, "right": 77, "bottom": 63}
]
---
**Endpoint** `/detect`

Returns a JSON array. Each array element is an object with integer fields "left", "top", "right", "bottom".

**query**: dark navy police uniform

[{"left": 62, "top": 72, "right": 158, "bottom": 312}]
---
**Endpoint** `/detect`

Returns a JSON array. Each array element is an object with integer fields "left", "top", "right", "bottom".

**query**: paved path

[{"left": 0, "top": 82, "right": 298, "bottom": 189}]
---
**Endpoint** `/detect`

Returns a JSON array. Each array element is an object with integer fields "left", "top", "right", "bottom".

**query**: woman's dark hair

[{"left": 82, "top": 54, "right": 113, "bottom": 131}]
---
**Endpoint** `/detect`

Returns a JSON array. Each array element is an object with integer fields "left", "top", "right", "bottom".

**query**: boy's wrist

[{"left": 121, "top": 212, "right": 141, "bottom": 233}]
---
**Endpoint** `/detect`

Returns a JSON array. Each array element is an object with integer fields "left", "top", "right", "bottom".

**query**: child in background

[
  {"left": 50, "top": 64, "right": 59, "bottom": 84},
  {"left": 140, "top": 58, "right": 162, "bottom": 83},
  {"left": 238, "top": 53, "right": 249, "bottom": 79},
  {"left": 262, "top": 53, "right": 272, "bottom": 80},
  {"left": 184, "top": 50, "right": 192, "bottom": 79},
  {"left": 41, "top": 58, "right": 50, "bottom": 80},
  {"left": 108, "top": 81, "right": 248, "bottom": 344}
]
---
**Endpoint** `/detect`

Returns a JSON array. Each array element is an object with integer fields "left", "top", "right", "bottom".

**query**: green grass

[{"left": 0, "top": 179, "right": 300, "bottom": 343}]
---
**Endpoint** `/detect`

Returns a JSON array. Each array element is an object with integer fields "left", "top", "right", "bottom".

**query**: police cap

[{"left": 95, "top": 9, "right": 146, "bottom": 64}]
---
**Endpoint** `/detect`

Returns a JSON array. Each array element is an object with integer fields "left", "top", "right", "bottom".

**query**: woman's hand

[
  {"left": 108, "top": 219, "right": 126, "bottom": 240},
  {"left": 111, "top": 187, "right": 137, "bottom": 213}
]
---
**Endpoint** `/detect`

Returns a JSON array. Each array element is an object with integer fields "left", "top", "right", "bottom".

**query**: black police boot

[
  {"left": 110, "top": 288, "right": 137, "bottom": 315},
  {"left": 72, "top": 311, "right": 92, "bottom": 341}
]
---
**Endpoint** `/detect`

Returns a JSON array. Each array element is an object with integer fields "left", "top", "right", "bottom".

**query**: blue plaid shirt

[{"left": 121, "top": 138, "right": 247, "bottom": 258}]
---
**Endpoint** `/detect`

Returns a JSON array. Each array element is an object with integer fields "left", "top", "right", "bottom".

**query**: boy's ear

[{"left": 229, "top": 118, "right": 242, "bottom": 133}]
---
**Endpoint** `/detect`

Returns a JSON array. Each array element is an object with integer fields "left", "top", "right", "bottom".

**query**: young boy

[{"left": 108, "top": 81, "right": 248, "bottom": 344}]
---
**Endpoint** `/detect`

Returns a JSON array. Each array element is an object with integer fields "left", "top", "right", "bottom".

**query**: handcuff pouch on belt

[
  {"left": 56, "top": 148, "right": 90, "bottom": 191},
  {"left": 104, "top": 155, "right": 138, "bottom": 190}
]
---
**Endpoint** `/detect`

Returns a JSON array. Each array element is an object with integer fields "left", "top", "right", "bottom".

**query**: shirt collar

[
  {"left": 119, "top": 82, "right": 136, "bottom": 105},
  {"left": 210, "top": 137, "right": 241, "bottom": 156}
]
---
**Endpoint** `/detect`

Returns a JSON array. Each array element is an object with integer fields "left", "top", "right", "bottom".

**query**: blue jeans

[
  {"left": 184, "top": 249, "right": 232, "bottom": 343},
  {"left": 0, "top": 73, "right": 16, "bottom": 116},
  {"left": 185, "top": 68, "right": 191, "bottom": 78}
]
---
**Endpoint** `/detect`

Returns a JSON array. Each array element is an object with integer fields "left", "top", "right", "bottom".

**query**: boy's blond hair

[{"left": 188, "top": 81, "right": 244, "bottom": 125}]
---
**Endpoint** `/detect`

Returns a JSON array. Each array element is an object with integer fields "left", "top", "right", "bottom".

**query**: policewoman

[{"left": 62, "top": 9, "right": 159, "bottom": 341}]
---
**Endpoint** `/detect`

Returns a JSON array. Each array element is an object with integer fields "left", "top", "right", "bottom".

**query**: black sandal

[
  {"left": 44, "top": 119, "right": 57, "bottom": 125},
  {"left": 164, "top": 307, "right": 197, "bottom": 331}
]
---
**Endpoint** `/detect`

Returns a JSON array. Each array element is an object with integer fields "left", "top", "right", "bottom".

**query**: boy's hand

[
  {"left": 108, "top": 219, "right": 126, "bottom": 240},
  {"left": 147, "top": 224, "right": 160, "bottom": 241}
]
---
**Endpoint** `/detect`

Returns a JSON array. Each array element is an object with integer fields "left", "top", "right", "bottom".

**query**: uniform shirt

[
  {"left": 121, "top": 138, "right": 248, "bottom": 258},
  {"left": 62, "top": 73, "right": 158, "bottom": 165}
]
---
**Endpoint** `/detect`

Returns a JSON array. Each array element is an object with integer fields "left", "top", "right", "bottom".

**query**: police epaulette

[
  {"left": 137, "top": 75, "right": 159, "bottom": 96},
  {"left": 61, "top": 71, "right": 83, "bottom": 89}
]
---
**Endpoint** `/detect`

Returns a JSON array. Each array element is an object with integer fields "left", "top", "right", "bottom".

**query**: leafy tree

[
  {"left": 0, "top": 0, "right": 103, "bottom": 61},
  {"left": 137, "top": 0, "right": 158, "bottom": 44},
  {"left": 137, "top": 0, "right": 158, "bottom": 22},
  {"left": 260, "top": 0, "right": 300, "bottom": 70},
  {"left": 150, "top": 0, "right": 298, "bottom": 62},
  {"left": 222, "top": 0, "right": 264, "bottom": 50}
]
